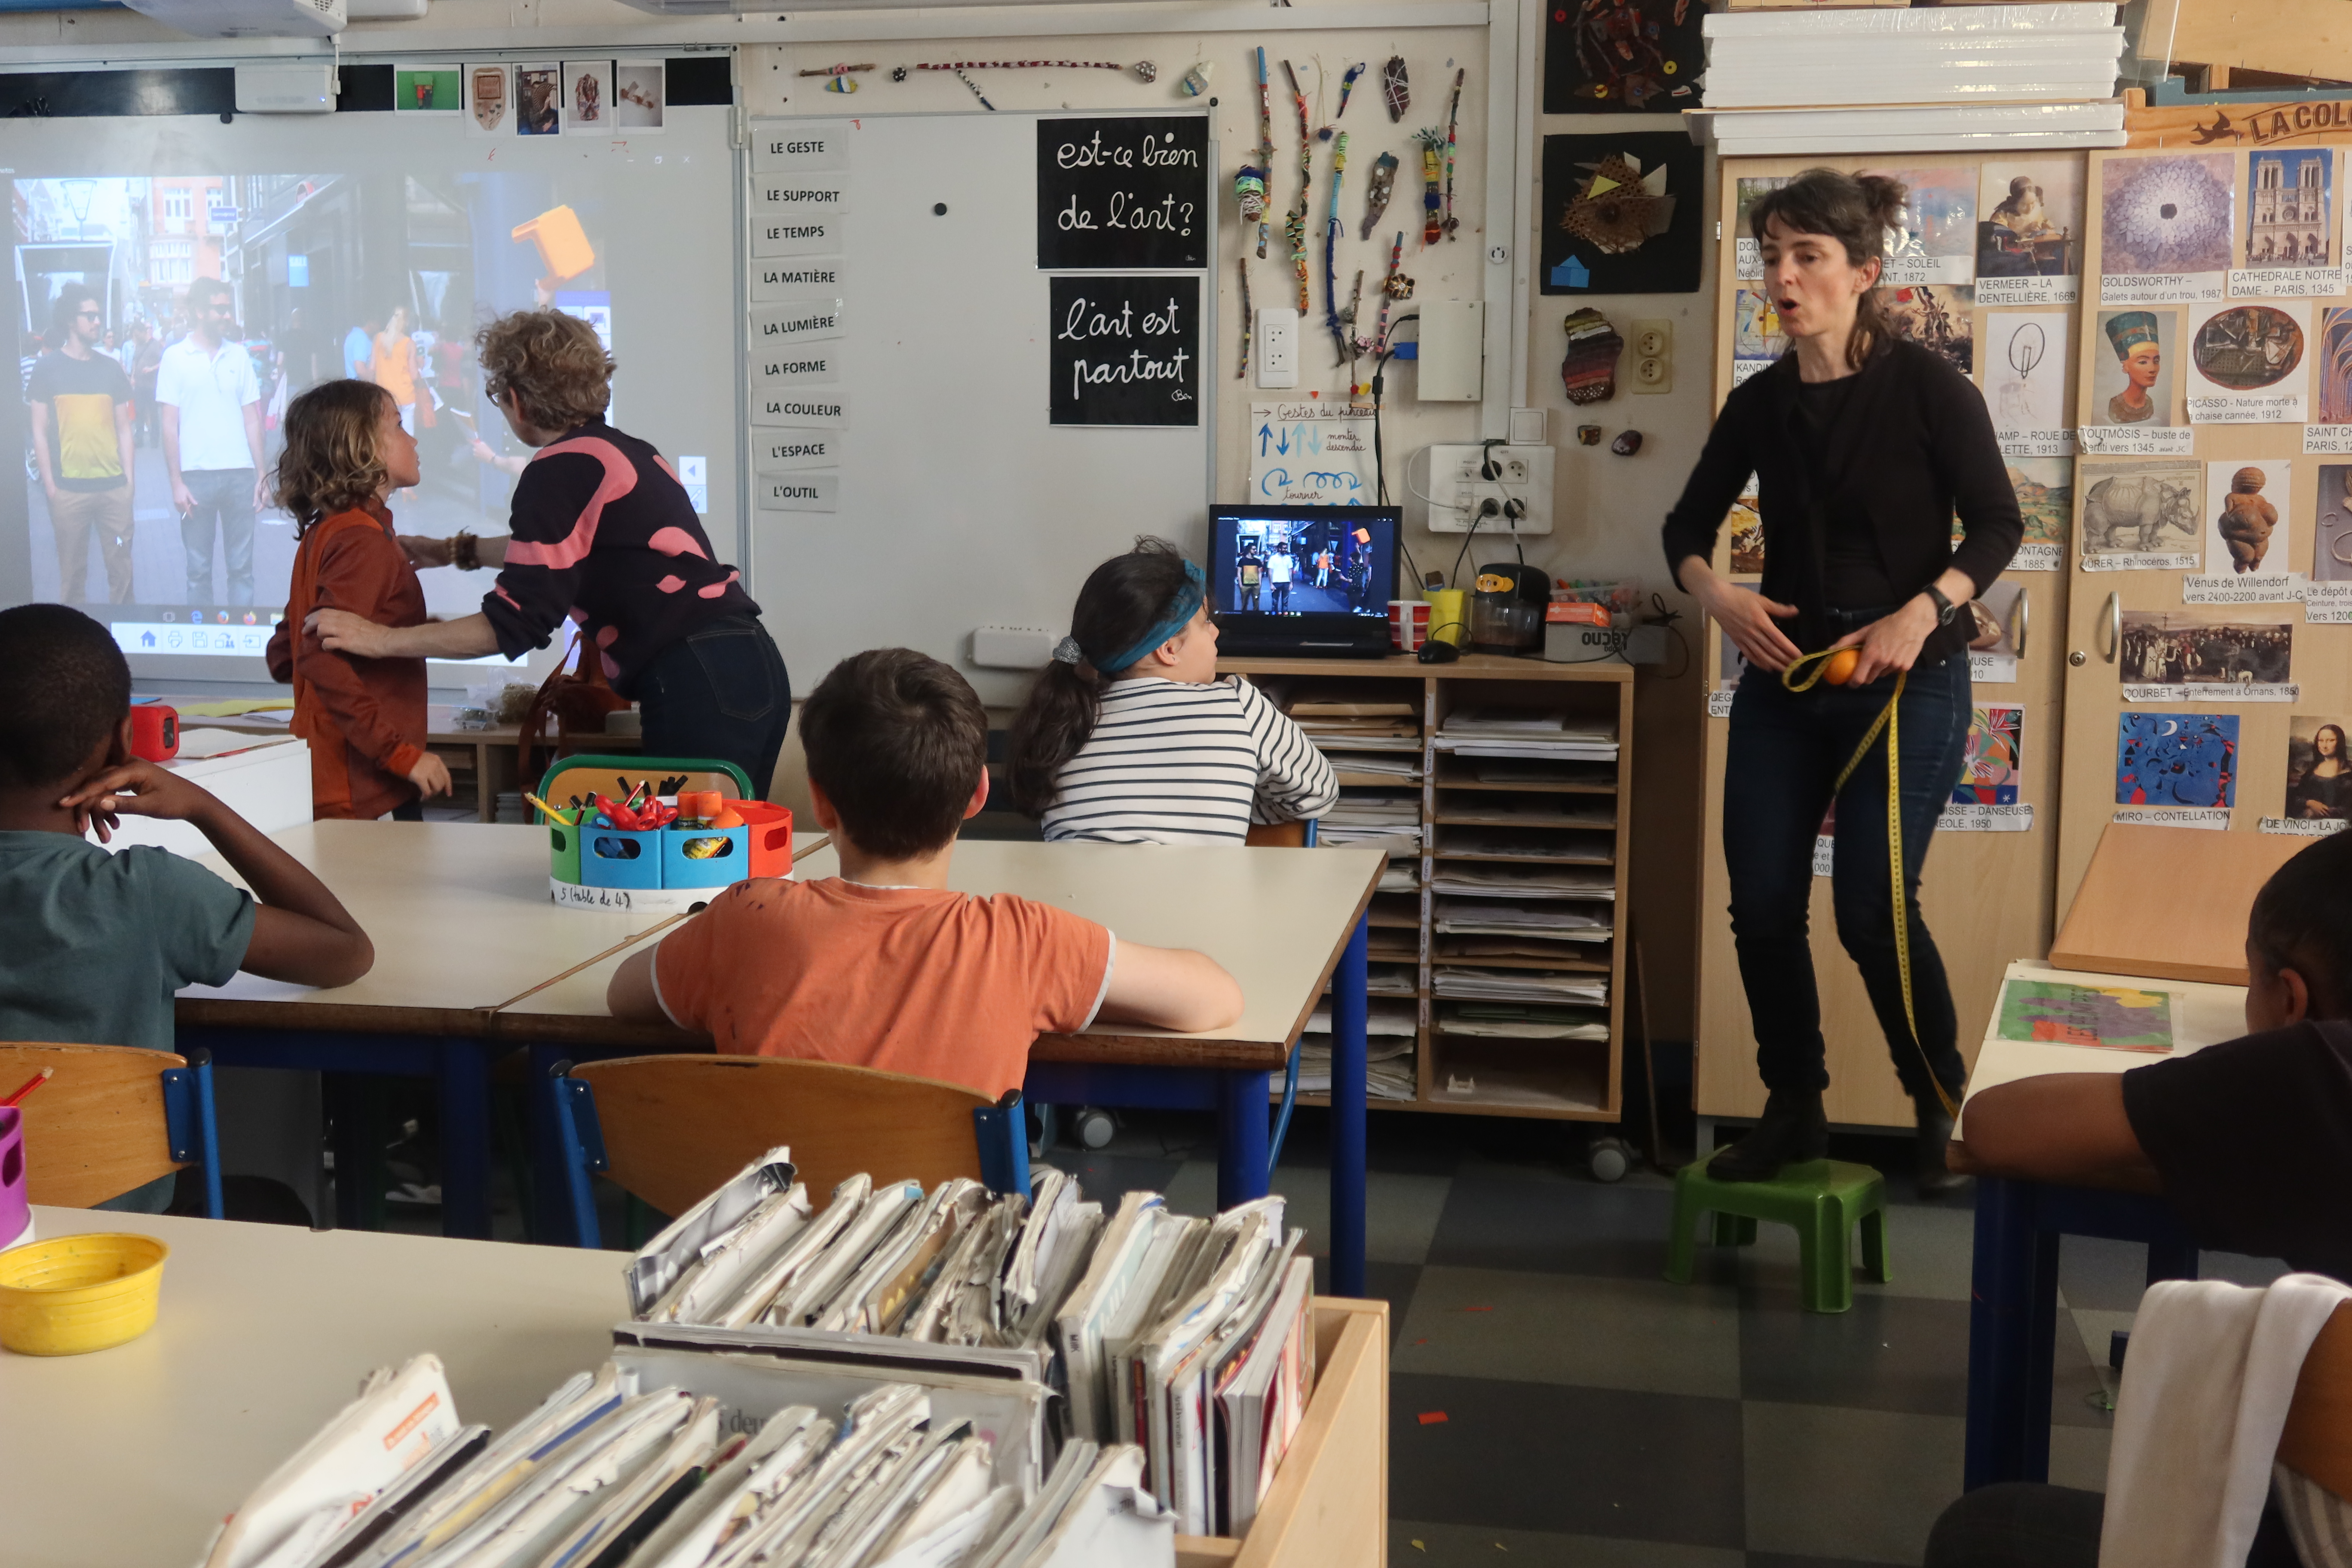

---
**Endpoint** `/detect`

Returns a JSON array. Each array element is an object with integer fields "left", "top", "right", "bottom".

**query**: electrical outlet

[
  {"left": 1256, "top": 308, "right": 1299, "bottom": 389},
  {"left": 1420, "top": 444, "right": 1556, "bottom": 535},
  {"left": 1630, "top": 318, "right": 1672, "bottom": 395}
]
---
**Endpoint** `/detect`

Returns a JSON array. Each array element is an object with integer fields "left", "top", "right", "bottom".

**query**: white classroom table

[
  {"left": 0, "top": 1207, "right": 625, "bottom": 1568},
  {"left": 1959, "top": 958, "right": 2251, "bottom": 1490},
  {"left": 171, "top": 824, "right": 1381, "bottom": 1284},
  {"left": 172, "top": 821, "right": 826, "bottom": 1238}
]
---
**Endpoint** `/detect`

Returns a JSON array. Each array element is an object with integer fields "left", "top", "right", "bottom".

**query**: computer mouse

[{"left": 1416, "top": 640, "right": 1461, "bottom": 664}]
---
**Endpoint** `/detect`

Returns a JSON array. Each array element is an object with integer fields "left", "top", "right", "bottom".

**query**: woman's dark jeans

[
  {"left": 636, "top": 616, "right": 793, "bottom": 800},
  {"left": 1722, "top": 619, "right": 1974, "bottom": 1104}
]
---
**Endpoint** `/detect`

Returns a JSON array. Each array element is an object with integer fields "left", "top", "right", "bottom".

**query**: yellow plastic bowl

[{"left": 0, "top": 1233, "right": 169, "bottom": 1355}]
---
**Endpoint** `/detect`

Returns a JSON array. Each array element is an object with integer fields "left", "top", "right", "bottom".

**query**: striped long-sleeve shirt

[{"left": 1040, "top": 675, "right": 1340, "bottom": 845}]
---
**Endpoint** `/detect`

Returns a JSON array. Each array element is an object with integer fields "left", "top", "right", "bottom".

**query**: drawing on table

[{"left": 1997, "top": 978, "right": 2176, "bottom": 1052}]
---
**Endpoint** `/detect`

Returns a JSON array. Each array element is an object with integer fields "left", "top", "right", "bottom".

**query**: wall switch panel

[
  {"left": 1629, "top": 318, "right": 1673, "bottom": 395},
  {"left": 1419, "top": 443, "right": 1556, "bottom": 535},
  {"left": 1507, "top": 407, "right": 1547, "bottom": 446},
  {"left": 1255, "top": 308, "right": 1299, "bottom": 389}
]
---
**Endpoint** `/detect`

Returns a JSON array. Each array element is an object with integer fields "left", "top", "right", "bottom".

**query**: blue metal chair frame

[
  {"left": 543, "top": 1060, "right": 1033, "bottom": 1250},
  {"left": 156, "top": 1045, "right": 225, "bottom": 1219}
]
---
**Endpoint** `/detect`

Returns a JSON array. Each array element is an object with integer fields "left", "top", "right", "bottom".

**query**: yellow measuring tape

[{"left": 1779, "top": 649, "right": 1960, "bottom": 1119}]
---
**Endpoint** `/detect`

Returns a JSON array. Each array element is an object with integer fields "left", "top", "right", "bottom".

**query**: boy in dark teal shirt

[{"left": 0, "top": 604, "right": 375, "bottom": 1205}]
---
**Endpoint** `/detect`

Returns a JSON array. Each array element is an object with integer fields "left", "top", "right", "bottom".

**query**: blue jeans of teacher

[
  {"left": 636, "top": 616, "right": 793, "bottom": 801},
  {"left": 1724, "top": 610, "right": 1973, "bottom": 1104}
]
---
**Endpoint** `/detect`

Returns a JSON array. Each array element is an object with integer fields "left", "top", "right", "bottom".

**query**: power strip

[{"left": 1418, "top": 444, "right": 1556, "bottom": 535}]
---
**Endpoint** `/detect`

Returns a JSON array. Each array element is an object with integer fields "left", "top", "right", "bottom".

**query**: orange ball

[{"left": 1822, "top": 648, "right": 1860, "bottom": 686}]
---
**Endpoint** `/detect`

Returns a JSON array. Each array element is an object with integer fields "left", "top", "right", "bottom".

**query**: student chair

[
  {"left": 0, "top": 1042, "right": 225, "bottom": 1219},
  {"left": 544, "top": 1055, "right": 1030, "bottom": 1249},
  {"left": 533, "top": 755, "right": 755, "bottom": 824}
]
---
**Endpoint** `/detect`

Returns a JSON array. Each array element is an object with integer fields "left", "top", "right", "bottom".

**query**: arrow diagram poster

[
  {"left": 1248, "top": 402, "right": 1378, "bottom": 506},
  {"left": 1048, "top": 276, "right": 1200, "bottom": 426}
]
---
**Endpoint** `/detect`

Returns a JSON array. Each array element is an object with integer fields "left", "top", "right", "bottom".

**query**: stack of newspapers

[
  {"left": 202, "top": 1156, "right": 1326, "bottom": 1568},
  {"left": 1318, "top": 790, "right": 1425, "bottom": 858},
  {"left": 202, "top": 1357, "right": 1172, "bottom": 1568},
  {"left": 1436, "top": 707, "right": 1619, "bottom": 763}
]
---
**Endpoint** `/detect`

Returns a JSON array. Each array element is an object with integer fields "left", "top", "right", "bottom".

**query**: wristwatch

[{"left": 1923, "top": 584, "right": 1960, "bottom": 626}]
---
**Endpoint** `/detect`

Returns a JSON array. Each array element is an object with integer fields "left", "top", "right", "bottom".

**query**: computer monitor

[{"left": 1207, "top": 505, "right": 1399, "bottom": 657}]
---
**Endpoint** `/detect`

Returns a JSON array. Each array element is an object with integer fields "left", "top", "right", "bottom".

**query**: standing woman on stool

[
  {"left": 310, "top": 311, "right": 791, "bottom": 796},
  {"left": 1661, "top": 168, "right": 2021, "bottom": 1195}
]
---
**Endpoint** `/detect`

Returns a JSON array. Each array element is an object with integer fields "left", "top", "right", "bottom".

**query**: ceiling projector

[{"left": 120, "top": 0, "right": 346, "bottom": 38}]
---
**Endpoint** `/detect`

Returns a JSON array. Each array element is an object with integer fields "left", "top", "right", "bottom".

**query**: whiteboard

[{"left": 742, "top": 111, "right": 1215, "bottom": 707}]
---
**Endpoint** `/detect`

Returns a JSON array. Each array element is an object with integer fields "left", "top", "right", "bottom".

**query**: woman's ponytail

[{"left": 1004, "top": 536, "right": 1201, "bottom": 819}]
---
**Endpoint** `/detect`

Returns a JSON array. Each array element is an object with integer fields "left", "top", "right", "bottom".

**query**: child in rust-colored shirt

[
  {"left": 264, "top": 381, "right": 451, "bottom": 821},
  {"left": 609, "top": 647, "right": 1245, "bottom": 1101}
]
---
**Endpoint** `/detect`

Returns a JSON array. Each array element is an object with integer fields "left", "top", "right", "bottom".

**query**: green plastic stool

[{"left": 1664, "top": 1157, "right": 1890, "bottom": 1314}]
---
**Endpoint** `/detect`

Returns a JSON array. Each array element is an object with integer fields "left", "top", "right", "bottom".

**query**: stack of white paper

[
  {"left": 1436, "top": 707, "right": 1620, "bottom": 762},
  {"left": 1700, "top": 3, "right": 2125, "bottom": 112},
  {"left": 1433, "top": 967, "right": 1609, "bottom": 1004},
  {"left": 1287, "top": 1036, "right": 1419, "bottom": 1100},
  {"left": 1303, "top": 998, "right": 1418, "bottom": 1037},
  {"left": 1432, "top": 898, "right": 1612, "bottom": 941},
  {"left": 1436, "top": 1003, "right": 1610, "bottom": 1041},
  {"left": 1428, "top": 865, "right": 1617, "bottom": 900}
]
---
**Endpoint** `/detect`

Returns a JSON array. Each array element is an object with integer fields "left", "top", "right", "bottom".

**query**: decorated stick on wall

[
  {"left": 1325, "top": 132, "right": 1351, "bottom": 363},
  {"left": 1323, "top": 62, "right": 1367, "bottom": 138},
  {"left": 1237, "top": 257, "right": 1253, "bottom": 381},
  {"left": 1287, "top": 206, "right": 1310, "bottom": 314},
  {"left": 1414, "top": 128, "right": 1446, "bottom": 247},
  {"left": 1360, "top": 152, "right": 1398, "bottom": 242},
  {"left": 1254, "top": 48, "right": 1277, "bottom": 187},
  {"left": 1442, "top": 68, "right": 1466, "bottom": 240},
  {"left": 1383, "top": 55, "right": 1410, "bottom": 122},
  {"left": 1344, "top": 269, "right": 1366, "bottom": 390},
  {"left": 1363, "top": 232, "right": 1413, "bottom": 358},
  {"left": 1237, "top": 165, "right": 1270, "bottom": 261}
]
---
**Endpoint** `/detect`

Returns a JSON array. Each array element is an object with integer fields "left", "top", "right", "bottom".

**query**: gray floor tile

[
  {"left": 1161, "top": 1158, "right": 1220, "bottom": 1218},
  {"left": 1262, "top": 1166, "right": 1455, "bottom": 1265},
  {"left": 1738, "top": 1286, "right": 1970, "bottom": 1417},
  {"left": 1396, "top": 1266, "right": 1742, "bottom": 1400},
  {"left": 2048, "top": 1423, "right": 2113, "bottom": 1493},
  {"left": 1392, "top": 1373, "right": 1746, "bottom": 1547},
  {"left": 2050, "top": 1298, "right": 2117, "bottom": 1431},
  {"left": 2054, "top": 1234, "right": 2161, "bottom": 1313},
  {"left": 1428, "top": 1176, "right": 1738, "bottom": 1282},
  {"left": 1055, "top": 1149, "right": 1181, "bottom": 1206},
  {"left": 1742, "top": 1401, "right": 1963, "bottom": 1565},
  {"left": 1716, "top": 1199, "right": 1975, "bottom": 1304},
  {"left": 1393, "top": 1522, "right": 1744, "bottom": 1566},
  {"left": 2205, "top": 1250, "right": 2290, "bottom": 1288},
  {"left": 1313, "top": 1258, "right": 1421, "bottom": 1338}
]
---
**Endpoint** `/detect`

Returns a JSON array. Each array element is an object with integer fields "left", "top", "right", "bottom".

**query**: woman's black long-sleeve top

[{"left": 1659, "top": 338, "right": 2024, "bottom": 665}]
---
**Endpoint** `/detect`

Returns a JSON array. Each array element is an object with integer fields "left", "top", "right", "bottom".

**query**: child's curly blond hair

[{"left": 273, "top": 379, "right": 397, "bottom": 536}]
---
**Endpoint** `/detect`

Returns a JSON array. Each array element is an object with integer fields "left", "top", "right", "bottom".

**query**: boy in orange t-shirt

[{"left": 606, "top": 647, "right": 1243, "bottom": 1099}]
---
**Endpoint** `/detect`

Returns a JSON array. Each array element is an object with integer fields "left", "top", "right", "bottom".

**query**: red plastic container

[{"left": 734, "top": 801, "right": 793, "bottom": 878}]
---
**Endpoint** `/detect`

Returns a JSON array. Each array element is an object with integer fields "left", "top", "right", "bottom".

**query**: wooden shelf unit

[{"left": 1221, "top": 653, "right": 1635, "bottom": 1123}]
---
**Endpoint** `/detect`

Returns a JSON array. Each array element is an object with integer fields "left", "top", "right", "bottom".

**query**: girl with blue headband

[{"left": 1008, "top": 536, "right": 1338, "bottom": 844}]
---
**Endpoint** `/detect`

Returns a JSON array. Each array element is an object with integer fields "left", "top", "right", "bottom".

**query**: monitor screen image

[{"left": 1207, "top": 507, "right": 1397, "bottom": 619}]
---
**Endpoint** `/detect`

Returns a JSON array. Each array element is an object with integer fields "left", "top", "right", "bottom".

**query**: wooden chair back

[
  {"left": 0, "top": 1042, "right": 186, "bottom": 1208},
  {"left": 1245, "top": 821, "right": 1309, "bottom": 848},
  {"left": 2282, "top": 1301, "right": 2352, "bottom": 1501},
  {"left": 572, "top": 1055, "right": 995, "bottom": 1218}
]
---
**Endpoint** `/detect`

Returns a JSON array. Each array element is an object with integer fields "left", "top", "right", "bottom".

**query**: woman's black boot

[
  {"left": 1916, "top": 1096, "right": 1971, "bottom": 1199},
  {"left": 1706, "top": 1088, "right": 1828, "bottom": 1182}
]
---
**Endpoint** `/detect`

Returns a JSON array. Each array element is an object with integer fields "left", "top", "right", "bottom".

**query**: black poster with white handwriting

[
  {"left": 1037, "top": 115, "right": 1210, "bottom": 270},
  {"left": 1048, "top": 276, "right": 1200, "bottom": 427}
]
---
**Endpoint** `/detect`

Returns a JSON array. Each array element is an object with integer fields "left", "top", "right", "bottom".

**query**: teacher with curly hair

[{"left": 309, "top": 310, "right": 791, "bottom": 796}]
